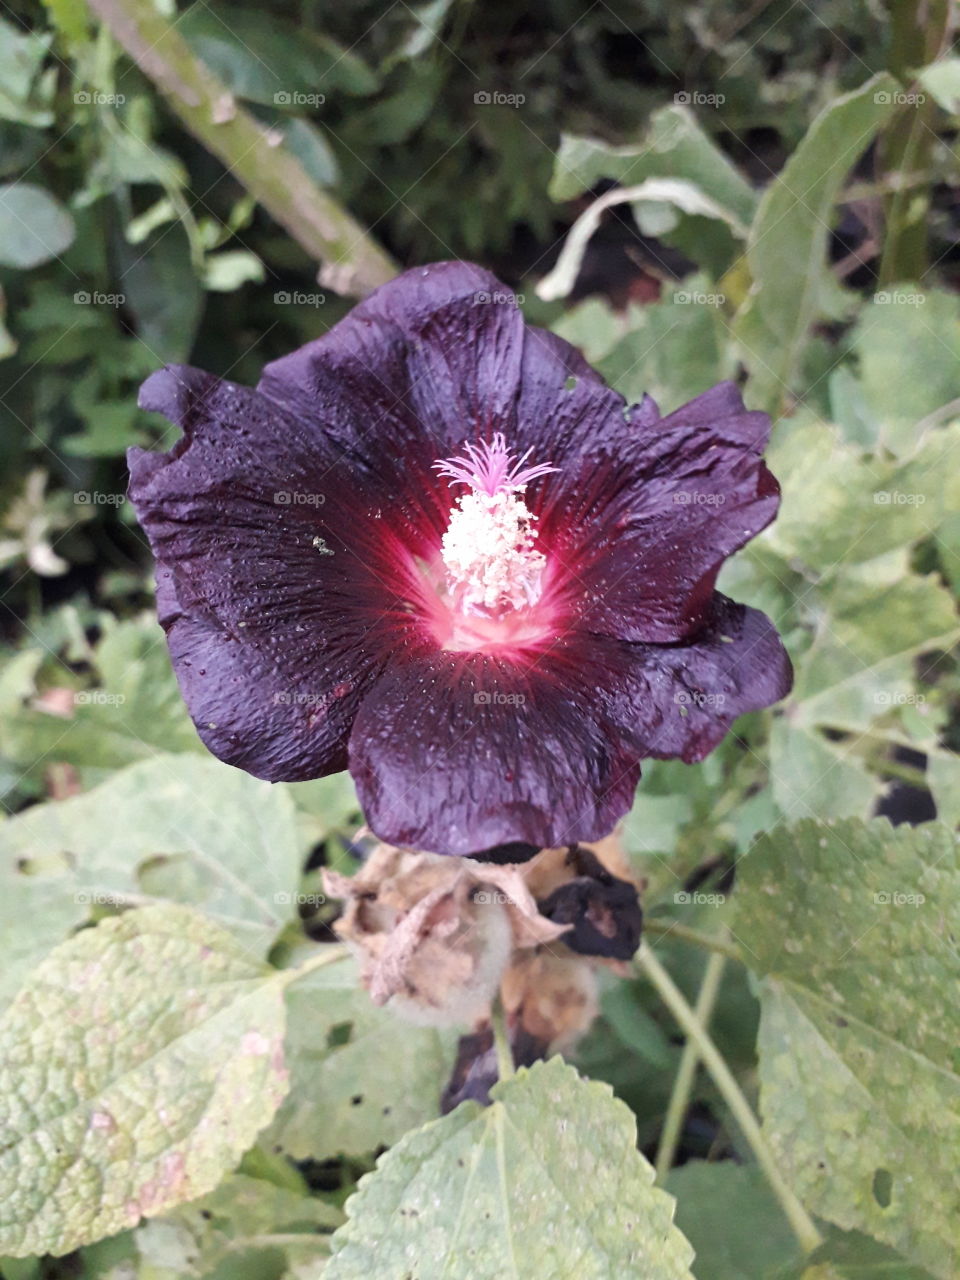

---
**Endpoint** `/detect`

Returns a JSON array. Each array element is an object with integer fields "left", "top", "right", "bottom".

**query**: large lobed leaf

[
  {"left": 0, "top": 905, "right": 294, "bottom": 1257},
  {"left": 735, "top": 818, "right": 960, "bottom": 1277},
  {"left": 0, "top": 753, "right": 303, "bottom": 1001},
  {"left": 325, "top": 1056, "right": 695, "bottom": 1280}
]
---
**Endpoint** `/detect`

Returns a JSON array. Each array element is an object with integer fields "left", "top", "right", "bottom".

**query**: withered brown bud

[{"left": 536, "top": 845, "right": 643, "bottom": 960}]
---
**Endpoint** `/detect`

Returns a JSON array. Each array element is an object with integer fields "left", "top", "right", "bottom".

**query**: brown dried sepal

[{"left": 322, "top": 843, "right": 567, "bottom": 1027}]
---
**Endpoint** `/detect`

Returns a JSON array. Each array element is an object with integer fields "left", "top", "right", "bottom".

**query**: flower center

[{"left": 433, "top": 434, "right": 556, "bottom": 620}]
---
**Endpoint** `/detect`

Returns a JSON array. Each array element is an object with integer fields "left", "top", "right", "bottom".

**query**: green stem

[
  {"left": 83, "top": 0, "right": 398, "bottom": 296},
  {"left": 655, "top": 950, "right": 727, "bottom": 1180},
  {"left": 878, "top": 0, "right": 950, "bottom": 285},
  {"left": 637, "top": 945, "right": 823, "bottom": 1256},
  {"left": 491, "top": 994, "right": 515, "bottom": 1081},
  {"left": 224, "top": 1233, "right": 332, "bottom": 1251},
  {"left": 643, "top": 918, "right": 743, "bottom": 962}
]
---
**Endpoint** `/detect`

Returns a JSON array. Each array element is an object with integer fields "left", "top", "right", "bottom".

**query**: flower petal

[
  {"left": 594, "top": 594, "right": 793, "bottom": 762},
  {"left": 129, "top": 367, "right": 399, "bottom": 780},
  {"left": 347, "top": 652, "right": 642, "bottom": 856},
  {"left": 538, "top": 381, "right": 780, "bottom": 642},
  {"left": 257, "top": 261, "right": 525, "bottom": 460}
]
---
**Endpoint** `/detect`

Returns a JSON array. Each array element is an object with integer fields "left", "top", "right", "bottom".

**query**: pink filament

[{"left": 433, "top": 432, "right": 557, "bottom": 497}]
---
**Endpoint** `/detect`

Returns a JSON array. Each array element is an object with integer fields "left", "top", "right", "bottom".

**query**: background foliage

[{"left": 1, "top": 0, "right": 959, "bottom": 1277}]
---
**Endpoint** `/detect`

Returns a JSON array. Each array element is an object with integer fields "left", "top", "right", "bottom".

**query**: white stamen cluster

[{"left": 440, "top": 487, "right": 545, "bottom": 616}]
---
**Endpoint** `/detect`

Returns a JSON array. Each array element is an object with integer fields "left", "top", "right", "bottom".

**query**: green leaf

[
  {"left": 789, "top": 569, "right": 959, "bottom": 733},
  {"left": 760, "top": 421, "right": 959, "bottom": 572},
  {"left": 550, "top": 297, "right": 632, "bottom": 365},
  {"left": 664, "top": 1160, "right": 800, "bottom": 1279},
  {"left": 0, "top": 905, "right": 293, "bottom": 1257},
  {"left": 0, "top": 183, "right": 75, "bottom": 269},
  {"left": 202, "top": 249, "right": 265, "bottom": 292},
  {"left": 325, "top": 1057, "right": 694, "bottom": 1279},
  {"left": 286, "top": 772, "right": 361, "bottom": 846},
  {"left": 0, "top": 18, "right": 54, "bottom": 127},
  {"left": 597, "top": 274, "right": 735, "bottom": 407},
  {"left": 113, "top": 225, "right": 204, "bottom": 365},
  {"left": 917, "top": 58, "right": 960, "bottom": 114},
  {"left": 551, "top": 107, "right": 756, "bottom": 226},
  {"left": 778, "top": 1225, "right": 938, "bottom": 1279},
  {"left": 267, "top": 954, "right": 456, "bottom": 1161},
  {"left": 767, "top": 719, "right": 878, "bottom": 821},
  {"left": 179, "top": 6, "right": 377, "bottom": 103},
  {"left": 734, "top": 73, "right": 896, "bottom": 411},
  {"left": 850, "top": 288, "right": 960, "bottom": 455},
  {"left": 1, "top": 618, "right": 205, "bottom": 776},
  {"left": 0, "top": 851, "right": 88, "bottom": 1015},
  {"left": 0, "top": 754, "right": 302, "bottom": 955},
  {"left": 549, "top": 108, "right": 755, "bottom": 278},
  {"left": 735, "top": 818, "right": 960, "bottom": 1277},
  {"left": 133, "top": 1171, "right": 342, "bottom": 1277}
]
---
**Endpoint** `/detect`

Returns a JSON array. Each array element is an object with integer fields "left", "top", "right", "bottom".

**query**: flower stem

[
  {"left": 655, "top": 949, "right": 727, "bottom": 1180},
  {"left": 491, "top": 993, "right": 515, "bottom": 1081},
  {"left": 637, "top": 945, "right": 823, "bottom": 1255},
  {"left": 643, "top": 917, "right": 742, "bottom": 962},
  {"left": 84, "top": 0, "right": 398, "bottom": 296}
]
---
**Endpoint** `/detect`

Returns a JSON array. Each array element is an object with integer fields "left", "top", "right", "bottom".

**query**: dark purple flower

[{"left": 128, "top": 261, "right": 791, "bottom": 856}]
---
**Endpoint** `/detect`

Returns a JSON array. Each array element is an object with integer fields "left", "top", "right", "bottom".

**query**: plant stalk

[
  {"left": 83, "top": 0, "right": 398, "bottom": 296},
  {"left": 655, "top": 949, "right": 727, "bottom": 1179},
  {"left": 642, "top": 918, "right": 743, "bottom": 962},
  {"left": 637, "top": 944, "right": 823, "bottom": 1255},
  {"left": 491, "top": 993, "right": 515, "bottom": 1081},
  {"left": 877, "top": 0, "right": 950, "bottom": 285}
]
